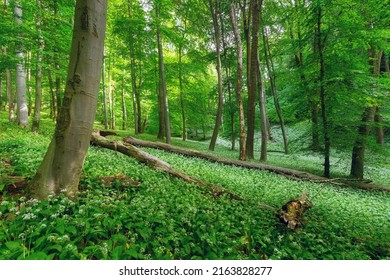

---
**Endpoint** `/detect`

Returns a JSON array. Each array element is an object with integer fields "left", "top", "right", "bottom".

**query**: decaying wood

[
  {"left": 98, "top": 130, "right": 119, "bottom": 137},
  {"left": 123, "top": 136, "right": 390, "bottom": 192},
  {"left": 0, "top": 176, "right": 29, "bottom": 194},
  {"left": 91, "top": 133, "right": 244, "bottom": 201},
  {"left": 278, "top": 192, "right": 312, "bottom": 230},
  {"left": 98, "top": 173, "right": 140, "bottom": 188}
]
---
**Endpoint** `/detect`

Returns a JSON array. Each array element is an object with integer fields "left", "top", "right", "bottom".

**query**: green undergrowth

[{"left": 0, "top": 118, "right": 389, "bottom": 260}]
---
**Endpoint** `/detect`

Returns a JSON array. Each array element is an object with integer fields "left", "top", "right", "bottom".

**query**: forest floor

[{"left": 0, "top": 115, "right": 389, "bottom": 260}]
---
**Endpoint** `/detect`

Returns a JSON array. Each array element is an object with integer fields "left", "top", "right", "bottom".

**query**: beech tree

[
  {"left": 28, "top": 0, "right": 108, "bottom": 200},
  {"left": 14, "top": 1, "right": 28, "bottom": 127}
]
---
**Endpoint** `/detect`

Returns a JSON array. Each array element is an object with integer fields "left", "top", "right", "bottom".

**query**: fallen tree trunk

[
  {"left": 91, "top": 133, "right": 244, "bottom": 201},
  {"left": 123, "top": 136, "right": 390, "bottom": 192}
]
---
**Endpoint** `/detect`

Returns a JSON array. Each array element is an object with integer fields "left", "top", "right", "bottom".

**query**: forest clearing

[{"left": 0, "top": 0, "right": 389, "bottom": 262}]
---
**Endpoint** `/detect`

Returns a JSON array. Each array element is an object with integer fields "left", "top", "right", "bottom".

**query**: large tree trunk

[
  {"left": 14, "top": 2, "right": 28, "bottom": 128},
  {"left": 28, "top": 0, "right": 108, "bottom": 200},
  {"left": 229, "top": 3, "right": 246, "bottom": 161},
  {"left": 350, "top": 107, "right": 376, "bottom": 179},
  {"left": 32, "top": 0, "right": 43, "bottom": 132},
  {"left": 208, "top": 0, "right": 224, "bottom": 151},
  {"left": 156, "top": 4, "right": 171, "bottom": 144}
]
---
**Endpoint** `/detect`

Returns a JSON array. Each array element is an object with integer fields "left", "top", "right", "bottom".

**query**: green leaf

[
  {"left": 5, "top": 241, "right": 21, "bottom": 252},
  {"left": 26, "top": 252, "right": 49, "bottom": 260}
]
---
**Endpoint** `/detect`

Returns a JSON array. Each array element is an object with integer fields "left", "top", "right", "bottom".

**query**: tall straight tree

[
  {"left": 156, "top": 1, "right": 171, "bottom": 144},
  {"left": 246, "top": 0, "right": 262, "bottom": 159},
  {"left": 32, "top": 0, "right": 44, "bottom": 132},
  {"left": 28, "top": 0, "right": 108, "bottom": 200},
  {"left": 14, "top": 1, "right": 28, "bottom": 127},
  {"left": 229, "top": 3, "right": 246, "bottom": 161},
  {"left": 208, "top": 0, "right": 224, "bottom": 151},
  {"left": 350, "top": 46, "right": 383, "bottom": 179},
  {"left": 315, "top": 3, "right": 330, "bottom": 178}
]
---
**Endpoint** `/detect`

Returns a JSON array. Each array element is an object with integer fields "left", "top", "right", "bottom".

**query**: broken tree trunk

[
  {"left": 123, "top": 136, "right": 390, "bottom": 192},
  {"left": 90, "top": 133, "right": 243, "bottom": 200},
  {"left": 278, "top": 192, "right": 312, "bottom": 230}
]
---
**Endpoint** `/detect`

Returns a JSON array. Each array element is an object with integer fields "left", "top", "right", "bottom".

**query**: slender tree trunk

[
  {"left": 263, "top": 27, "right": 288, "bottom": 154},
  {"left": 156, "top": 64, "right": 165, "bottom": 140},
  {"left": 130, "top": 49, "right": 138, "bottom": 134},
  {"left": 29, "top": 0, "right": 108, "bottom": 200},
  {"left": 14, "top": 2, "right": 28, "bottom": 127},
  {"left": 219, "top": 11, "right": 234, "bottom": 150},
  {"left": 179, "top": 45, "right": 187, "bottom": 141},
  {"left": 374, "top": 107, "right": 384, "bottom": 145},
  {"left": 257, "top": 55, "right": 267, "bottom": 162},
  {"left": 246, "top": 0, "right": 262, "bottom": 159},
  {"left": 54, "top": 2, "right": 62, "bottom": 115},
  {"left": 156, "top": 4, "right": 170, "bottom": 144},
  {"left": 136, "top": 87, "right": 142, "bottom": 133},
  {"left": 229, "top": 3, "right": 246, "bottom": 160},
  {"left": 6, "top": 68, "right": 14, "bottom": 122},
  {"left": 121, "top": 76, "right": 127, "bottom": 130},
  {"left": 208, "top": 0, "right": 224, "bottom": 151},
  {"left": 32, "top": 0, "right": 43, "bottom": 132},
  {"left": 101, "top": 57, "right": 108, "bottom": 129},
  {"left": 316, "top": 6, "right": 331, "bottom": 177},
  {"left": 27, "top": 52, "right": 32, "bottom": 116},
  {"left": 47, "top": 59, "right": 57, "bottom": 120}
]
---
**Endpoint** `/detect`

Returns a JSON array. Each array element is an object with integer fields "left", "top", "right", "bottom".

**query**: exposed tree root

[{"left": 123, "top": 136, "right": 390, "bottom": 192}]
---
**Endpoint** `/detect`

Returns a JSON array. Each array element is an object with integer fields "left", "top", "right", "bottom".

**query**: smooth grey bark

[
  {"left": 14, "top": 3, "right": 28, "bottom": 127},
  {"left": 29, "top": 0, "right": 108, "bottom": 200},
  {"left": 208, "top": 0, "right": 224, "bottom": 151},
  {"left": 374, "top": 107, "right": 384, "bottom": 145}
]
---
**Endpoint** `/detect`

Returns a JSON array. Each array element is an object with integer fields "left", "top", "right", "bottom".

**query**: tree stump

[{"left": 278, "top": 192, "right": 312, "bottom": 230}]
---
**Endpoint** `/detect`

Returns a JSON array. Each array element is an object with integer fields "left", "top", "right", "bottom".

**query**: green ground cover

[{"left": 0, "top": 117, "right": 389, "bottom": 260}]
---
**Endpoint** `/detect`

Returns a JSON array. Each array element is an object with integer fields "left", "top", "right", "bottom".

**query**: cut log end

[{"left": 277, "top": 192, "right": 312, "bottom": 230}]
